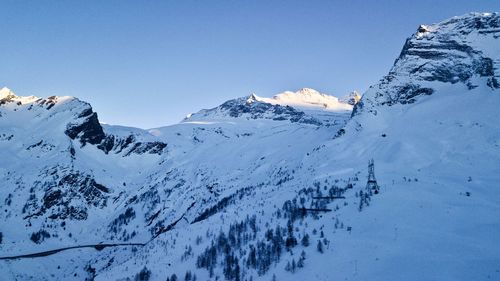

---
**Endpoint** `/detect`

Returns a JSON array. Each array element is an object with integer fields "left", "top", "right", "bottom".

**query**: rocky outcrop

[
  {"left": 186, "top": 95, "right": 323, "bottom": 125},
  {"left": 65, "top": 105, "right": 167, "bottom": 155},
  {"left": 23, "top": 170, "right": 109, "bottom": 222},
  {"left": 98, "top": 134, "right": 167, "bottom": 155},
  {"left": 65, "top": 106, "right": 106, "bottom": 145},
  {"left": 354, "top": 13, "right": 500, "bottom": 116}
]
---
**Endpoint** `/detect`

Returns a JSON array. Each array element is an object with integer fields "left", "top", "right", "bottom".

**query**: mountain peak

[
  {"left": 340, "top": 91, "right": 362, "bottom": 106},
  {"left": 0, "top": 87, "right": 75, "bottom": 105},
  {"left": 296, "top": 88, "right": 321, "bottom": 96},
  {"left": 0, "top": 87, "right": 17, "bottom": 100},
  {"left": 352, "top": 12, "right": 500, "bottom": 116},
  {"left": 0, "top": 87, "right": 40, "bottom": 105},
  {"left": 246, "top": 93, "right": 259, "bottom": 103},
  {"left": 256, "top": 88, "right": 353, "bottom": 112},
  {"left": 414, "top": 12, "right": 499, "bottom": 38}
]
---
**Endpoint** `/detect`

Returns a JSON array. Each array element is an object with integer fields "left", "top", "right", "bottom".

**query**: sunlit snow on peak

[{"left": 254, "top": 88, "right": 354, "bottom": 112}]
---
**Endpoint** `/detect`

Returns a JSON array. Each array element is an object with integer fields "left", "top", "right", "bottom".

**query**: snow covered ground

[{"left": 0, "top": 12, "right": 499, "bottom": 281}]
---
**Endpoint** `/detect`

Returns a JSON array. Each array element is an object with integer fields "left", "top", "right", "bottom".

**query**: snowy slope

[
  {"left": 1, "top": 12, "right": 500, "bottom": 281},
  {"left": 0, "top": 89, "right": 169, "bottom": 253}
]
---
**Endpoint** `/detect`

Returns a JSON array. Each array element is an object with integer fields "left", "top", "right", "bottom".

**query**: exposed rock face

[
  {"left": 340, "top": 91, "right": 362, "bottom": 106},
  {"left": 185, "top": 95, "right": 323, "bottom": 125},
  {"left": 221, "top": 96, "right": 323, "bottom": 125},
  {"left": 23, "top": 169, "right": 109, "bottom": 222},
  {"left": 97, "top": 134, "right": 167, "bottom": 155},
  {"left": 354, "top": 12, "right": 500, "bottom": 116},
  {"left": 65, "top": 107, "right": 106, "bottom": 145},
  {"left": 65, "top": 103, "right": 167, "bottom": 155},
  {"left": 0, "top": 89, "right": 167, "bottom": 156}
]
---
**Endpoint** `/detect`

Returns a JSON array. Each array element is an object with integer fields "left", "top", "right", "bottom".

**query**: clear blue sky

[{"left": 1, "top": 0, "right": 498, "bottom": 128}]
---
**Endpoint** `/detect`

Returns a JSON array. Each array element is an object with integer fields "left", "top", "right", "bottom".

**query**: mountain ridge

[
  {"left": 1, "top": 12, "right": 499, "bottom": 281},
  {"left": 353, "top": 12, "right": 499, "bottom": 117}
]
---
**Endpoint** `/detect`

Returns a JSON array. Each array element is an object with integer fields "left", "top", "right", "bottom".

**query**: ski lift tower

[{"left": 366, "top": 159, "right": 380, "bottom": 194}]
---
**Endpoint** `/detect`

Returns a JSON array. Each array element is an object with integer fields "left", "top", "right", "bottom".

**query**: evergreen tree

[
  {"left": 247, "top": 245, "right": 257, "bottom": 269},
  {"left": 134, "top": 266, "right": 151, "bottom": 281},
  {"left": 297, "top": 251, "right": 305, "bottom": 268},
  {"left": 285, "top": 220, "right": 297, "bottom": 250},
  {"left": 285, "top": 261, "right": 291, "bottom": 272},
  {"left": 317, "top": 240, "right": 324, "bottom": 253},
  {"left": 301, "top": 233, "right": 310, "bottom": 247}
]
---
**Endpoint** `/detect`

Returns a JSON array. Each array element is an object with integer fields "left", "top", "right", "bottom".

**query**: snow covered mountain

[
  {"left": 353, "top": 12, "right": 499, "bottom": 114},
  {"left": 254, "top": 88, "right": 355, "bottom": 111},
  {"left": 1, "top": 12, "right": 500, "bottom": 281}
]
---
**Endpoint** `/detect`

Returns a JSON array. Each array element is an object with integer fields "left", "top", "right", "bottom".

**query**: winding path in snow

[{"left": 0, "top": 243, "right": 145, "bottom": 260}]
